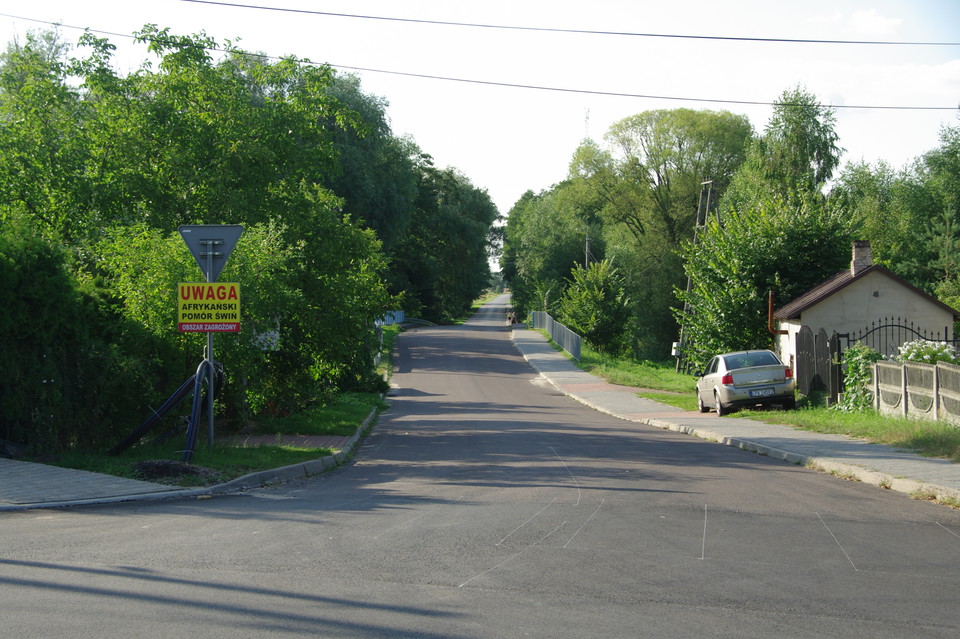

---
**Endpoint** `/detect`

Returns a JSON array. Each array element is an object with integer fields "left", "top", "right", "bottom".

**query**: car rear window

[{"left": 723, "top": 351, "right": 780, "bottom": 370}]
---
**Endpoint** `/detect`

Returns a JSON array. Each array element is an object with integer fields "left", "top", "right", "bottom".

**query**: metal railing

[
  {"left": 531, "top": 311, "right": 582, "bottom": 361},
  {"left": 379, "top": 310, "right": 406, "bottom": 326}
]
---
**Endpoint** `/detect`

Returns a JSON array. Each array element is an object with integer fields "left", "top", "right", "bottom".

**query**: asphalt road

[{"left": 2, "top": 295, "right": 960, "bottom": 638}]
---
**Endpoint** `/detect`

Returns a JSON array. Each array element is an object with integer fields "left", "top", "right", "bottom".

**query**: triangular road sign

[{"left": 178, "top": 224, "right": 244, "bottom": 282}]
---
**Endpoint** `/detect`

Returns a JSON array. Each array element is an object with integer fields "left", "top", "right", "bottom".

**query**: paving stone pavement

[{"left": 0, "top": 458, "right": 186, "bottom": 507}]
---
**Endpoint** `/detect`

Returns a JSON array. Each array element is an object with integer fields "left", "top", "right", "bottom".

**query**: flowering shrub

[
  {"left": 836, "top": 343, "right": 883, "bottom": 412},
  {"left": 896, "top": 340, "right": 960, "bottom": 365}
]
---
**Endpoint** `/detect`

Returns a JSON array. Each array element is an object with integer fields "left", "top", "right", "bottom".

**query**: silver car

[{"left": 696, "top": 349, "right": 796, "bottom": 416}]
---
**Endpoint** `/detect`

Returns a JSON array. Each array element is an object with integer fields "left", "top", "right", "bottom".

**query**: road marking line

[
  {"left": 701, "top": 504, "right": 707, "bottom": 560},
  {"left": 563, "top": 499, "right": 604, "bottom": 548},
  {"left": 373, "top": 510, "right": 429, "bottom": 539},
  {"left": 549, "top": 446, "right": 581, "bottom": 506},
  {"left": 817, "top": 512, "right": 859, "bottom": 571},
  {"left": 497, "top": 498, "right": 557, "bottom": 546},
  {"left": 460, "top": 522, "right": 566, "bottom": 589},
  {"left": 937, "top": 521, "right": 960, "bottom": 540}
]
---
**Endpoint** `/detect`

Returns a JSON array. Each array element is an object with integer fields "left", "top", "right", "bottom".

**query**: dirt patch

[
  {"left": 221, "top": 434, "right": 350, "bottom": 449},
  {"left": 133, "top": 460, "right": 223, "bottom": 485}
]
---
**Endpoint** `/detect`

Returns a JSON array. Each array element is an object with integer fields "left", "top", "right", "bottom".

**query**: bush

[
  {"left": 97, "top": 211, "right": 393, "bottom": 421},
  {"left": 896, "top": 340, "right": 960, "bottom": 365},
  {"left": 835, "top": 343, "right": 883, "bottom": 412},
  {"left": 0, "top": 216, "right": 170, "bottom": 452},
  {"left": 557, "top": 260, "right": 630, "bottom": 356}
]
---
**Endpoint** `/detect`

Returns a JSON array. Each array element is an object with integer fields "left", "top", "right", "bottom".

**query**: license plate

[{"left": 749, "top": 388, "right": 775, "bottom": 398}]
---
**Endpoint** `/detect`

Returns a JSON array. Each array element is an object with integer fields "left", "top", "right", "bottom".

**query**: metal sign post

[
  {"left": 179, "top": 225, "right": 244, "bottom": 448},
  {"left": 205, "top": 245, "right": 216, "bottom": 447}
]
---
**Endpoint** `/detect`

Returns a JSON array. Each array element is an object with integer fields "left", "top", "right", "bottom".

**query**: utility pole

[
  {"left": 585, "top": 233, "right": 591, "bottom": 269},
  {"left": 675, "top": 181, "right": 714, "bottom": 373}
]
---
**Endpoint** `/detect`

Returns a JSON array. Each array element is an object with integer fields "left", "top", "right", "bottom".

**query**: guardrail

[{"left": 531, "top": 311, "right": 582, "bottom": 361}]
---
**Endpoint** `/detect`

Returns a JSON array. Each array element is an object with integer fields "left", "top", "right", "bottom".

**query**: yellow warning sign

[{"left": 177, "top": 283, "right": 241, "bottom": 332}]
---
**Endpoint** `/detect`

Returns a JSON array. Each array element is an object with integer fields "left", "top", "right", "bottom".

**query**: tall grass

[{"left": 577, "top": 343, "right": 695, "bottom": 393}]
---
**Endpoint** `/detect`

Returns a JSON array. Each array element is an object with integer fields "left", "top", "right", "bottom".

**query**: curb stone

[{"left": 208, "top": 399, "right": 381, "bottom": 494}]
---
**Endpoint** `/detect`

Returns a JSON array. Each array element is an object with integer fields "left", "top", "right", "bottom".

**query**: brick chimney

[{"left": 851, "top": 240, "right": 873, "bottom": 276}]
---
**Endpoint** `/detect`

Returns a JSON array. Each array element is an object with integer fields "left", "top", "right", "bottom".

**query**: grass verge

[
  {"left": 49, "top": 392, "right": 386, "bottom": 487},
  {"left": 636, "top": 391, "right": 699, "bottom": 412},
  {"left": 737, "top": 405, "right": 960, "bottom": 462},
  {"left": 563, "top": 339, "right": 696, "bottom": 394}
]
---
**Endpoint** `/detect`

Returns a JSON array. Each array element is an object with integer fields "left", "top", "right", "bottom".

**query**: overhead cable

[
  {"left": 330, "top": 63, "right": 959, "bottom": 111},
  {"left": 1, "top": 11, "right": 956, "bottom": 111},
  {"left": 178, "top": 0, "right": 960, "bottom": 47}
]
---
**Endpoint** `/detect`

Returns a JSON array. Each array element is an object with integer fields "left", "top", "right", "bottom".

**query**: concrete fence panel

[{"left": 873, "top": 360, "right": 960, "bottom": 426}]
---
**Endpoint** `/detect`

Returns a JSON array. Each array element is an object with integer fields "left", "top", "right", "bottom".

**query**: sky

[{"left": 1, "top": 0, "right": 958, "bottom": 215}]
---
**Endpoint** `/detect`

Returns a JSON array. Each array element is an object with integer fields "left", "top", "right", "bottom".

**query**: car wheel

[
  {"left": 697, "top": 392, "right": 709, "bottom": 413},
  {"left": 782, "top": 398, "right": 796, "bottom": 410},
  {"left": 714, "top": 392, "right": 727, "bottom": 416}
]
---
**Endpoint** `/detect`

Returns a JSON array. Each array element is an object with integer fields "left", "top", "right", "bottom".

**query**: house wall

[
  {"left": 776, "top": 271, "right": 956, "bottom": 366},
  {"left": 775, "top": 323, "right": 799, "bottom": 367}
]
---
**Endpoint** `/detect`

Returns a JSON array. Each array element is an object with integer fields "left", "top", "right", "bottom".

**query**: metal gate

[{"left": 842, "top": 317, "right": 953, "bottom": 358}]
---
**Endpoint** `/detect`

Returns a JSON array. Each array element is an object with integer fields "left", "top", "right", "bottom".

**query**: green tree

[
  {"left": 499, "top": 183, "right": 597, "bottom": 317},
  {"left": 913, "top": 121, "right": 960, "bottom": 291},
  {"left": 592, "top": 108, "right": 753, "bottom": 244},
  {"left": 836, "top": 119, "right": 960, "bottom": 294},
  {"left": 675, "top": 193, "right": 853, "bottom": 368},
  {"left": 833, "top": 160, "right": 908, "bottom": 267},
  {"left": 725, "top": 86, "right": 842, "bottom": 211},
  {"left": 0, "top": 212, "right": 170, "bottom": 451},
  {"left": 0, "top": 29, "right": 92, "bottom": 240},
  {"left": 557, "top": 260, "right": 630, "bottom": 355},
  {"left": 561, "top": 109, "right": 752, "bottom": 358},
  {"left": 0, "top": 26, "right": 402, "bottom": 450},
  {"left": 393, "top": 163, "right": 498, "bottom": 321},
  {"left": 322, "top": 74, "right": 418, "bottom": 254}
]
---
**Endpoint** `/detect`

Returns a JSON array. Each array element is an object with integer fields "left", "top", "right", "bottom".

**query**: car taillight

[
  {"left": 721, "top": 373, "right": 733, "bottom": 385},
  {"left": 785, "top": 367, "right": 793, "bottom": 379}
]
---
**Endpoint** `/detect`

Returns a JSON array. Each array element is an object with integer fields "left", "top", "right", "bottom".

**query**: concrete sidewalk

[{"left": 512, "top": 325, "right": 960, "bottom": 505}]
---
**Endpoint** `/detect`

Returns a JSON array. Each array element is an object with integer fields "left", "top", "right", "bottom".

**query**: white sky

[{"left": 1, "top": 1, "right": 958, "bottom": 214}]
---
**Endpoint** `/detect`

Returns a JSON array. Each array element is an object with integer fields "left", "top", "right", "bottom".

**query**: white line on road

[
  {"left": 937, "top": 521, "right": 960, "bottom": 540},
  {"left": 817, "top": 512, "right": 859, "bottom": 571},
  {"left": 563, "top": 499, "right": 604, "bottom": 548},
  {"left": 460, "top": 522, "right": 567, "bottom": 589},
  {"left": 496, "top": 498, "right": 557, "bottom": 546},
  {"left": 549, "top": 446, "right": 581, "bottom": 506},
  {"left": 701, "top": 504, "right": 707, "bottom": 560}
]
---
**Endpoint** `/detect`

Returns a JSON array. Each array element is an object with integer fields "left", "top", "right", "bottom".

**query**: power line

[
  {"left": 1, "top": 12, "right": 957, "bottom": 112},
  {"left": 0, "top": 13, "right": 132, "bottom": 41},
  {"left": 178, "top": 0, "right": 960, "bottom": 47},
  {"left": 329, "top": 63, "right": 958, "bottom": 111}
]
